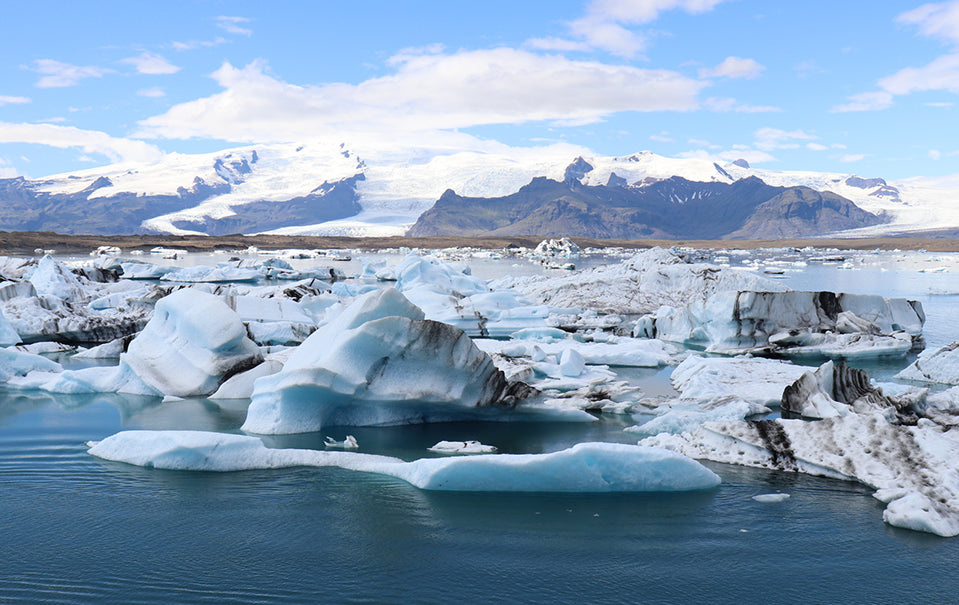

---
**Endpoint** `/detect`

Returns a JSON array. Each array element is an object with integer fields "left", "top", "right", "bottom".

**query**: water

[{"left": 4, "top": 248, "right": 959, "bottom": 603}]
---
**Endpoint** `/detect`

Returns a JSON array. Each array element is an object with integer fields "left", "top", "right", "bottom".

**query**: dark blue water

[
  {"left": 4, "top": 250, "right": 959, "bottom": 603},
  {"left": 3, "top": 392, "right": 958, "bottom": 604}
]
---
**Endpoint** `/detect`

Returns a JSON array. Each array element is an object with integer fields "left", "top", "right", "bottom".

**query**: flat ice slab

[{"left": 88, "top": 430, "right": 722, "bottom": 492}]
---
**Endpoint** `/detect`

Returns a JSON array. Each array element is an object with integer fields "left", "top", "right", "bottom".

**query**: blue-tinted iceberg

[
  {"left": 242, "top": 288, "right": 535, "bottom": 434},
  {"left": 88, "top": 430, "right": 721, "bottom": 492}
]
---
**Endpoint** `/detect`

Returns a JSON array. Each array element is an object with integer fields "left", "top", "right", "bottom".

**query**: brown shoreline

[{"left": 3, "top": 230, "right": 959, "bottom": 254}]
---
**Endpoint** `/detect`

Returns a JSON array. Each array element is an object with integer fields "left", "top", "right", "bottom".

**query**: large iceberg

[
  {"left": 88, "top": 430, "right": 721, "bottom": 492},
  {"left": 896, "top": 341, "right": 959, "bottom": 385},
  {"left": 120, "top": 289, "right": 262, "bottom": 397},
  {"left": 636, "top": 290, "right": 923, "bottom": 357},
  {"left": 242, "top": 288, "right": 535, "bottom": 434}
]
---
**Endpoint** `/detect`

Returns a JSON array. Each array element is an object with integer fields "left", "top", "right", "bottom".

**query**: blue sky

[{"left": 0, "top": 0, "right": 957, "bottom": 180}]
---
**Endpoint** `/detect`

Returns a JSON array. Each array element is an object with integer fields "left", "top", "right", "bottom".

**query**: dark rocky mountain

[{"left": 407, "top": 160, "right": 885, "bottom": 239}]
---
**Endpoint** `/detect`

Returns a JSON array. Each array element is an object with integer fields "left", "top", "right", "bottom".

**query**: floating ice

[
  {"left": 428, "top": 440, "right": 497, "bottom": 454},
  {"left": 0, "top": 307, "right": 20, "bottom": 346},
  {"left": 242, "top": 288, "right": 535, "bottom": 434},
  {"left": 0, "top": 347, "right": 61, "bottom": 381},
  {"left": 896, "top": 341, "right": 959, "bottom": 385},
  {"left": 669, "top": 355, "right": 808, "bottom": 408},
  {"left": 752, "top": 493, "right": 790, "bottom": 503},
  {"left": 27, "top": 255, "right": 87, "bottom": 302},
  {"left": 88, "top": 430, "right": 721, "bottom": 492},
  {"left": 638, "top": 290, "right": 923, "bottom": 357},
  {"left": 626, "top": 396, "right": 771, "bottom": 437},
  {"left": 500, "top": 247, "right": 787, "bottom": 316},
  {"left": 121, "top": 288, "right": 262, "bottom": 397},
  {"left": 641, "top": 414, "right": 959, "bottom": 536}
]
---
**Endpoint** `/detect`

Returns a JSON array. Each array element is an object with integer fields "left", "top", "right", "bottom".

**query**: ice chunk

[
  {"left": 0, "top": 347, "right": 61, "bottom": 381},
  {"left": 428, "top": 440, "right": 498, "bottom": 454},
  {"left": 89, "top": 431, "right": 721, "bottom": 492},
  {"left": 626, "top": 396, "right": 770, "bottom": 437},
  {"left": 640, "top": 290, "right": 923, "bottom": 355},
  {"left": 28, "top": 255, "right": 87, "bottom": 302},
  {"left": 242, "top": 289, "right": 533, "bottom": 434},
  {"left": 501, "top": 247, "right": 787, "bottom": 316},
  {"left": 0, "top": 306, "right": 20, "bottom": 346},
  {"left": 752, "top": 493, "right": 790, "bottom": 503},
  {"left": 896, "top": 341, "right": 959, "bottom": 385},
  {"left": 670, "top": 355, "right": 808, "bottom": 407},
  {"left": 640, "top": 413, "right": 959, "bottom": 537},
  {"left": 121, "top": 289, "right": 261, "bottom": 397}
]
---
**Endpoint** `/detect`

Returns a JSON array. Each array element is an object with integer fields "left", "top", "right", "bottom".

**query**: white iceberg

[
  {"left": 499, "top": 247, "right": 787, "bottom": 316},
  {"left": 88, "top": 430, "right": 721, "bottom": 492},
  {"left": 641, "top": 414, "right": 959, "bottom": 537},
  {"left": 637, "top": 290, "right": 923, "bottom": 356},
  {"left": 669, "top": 355, "right": 808, "bottom": 408},
  {"left": 0, "top": 306, "right": 20, "bottom": 346},
  {"left": 896, "top": 341, "right": 959, "bottom": 385},
  {"left": 428, "top": 440, "right": 497, "bottom": 454},
  {"left": 121, "top": 288, "right": 262, "bottom": 397},
  {"left": 242, "top": 288, "right": 535, "bottom": 434}
]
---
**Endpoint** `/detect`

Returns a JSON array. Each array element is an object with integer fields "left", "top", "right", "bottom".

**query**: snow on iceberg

[
  {"left": 669, "top": 355, "right": 808, "bottom": 408},
  {"left": 121, "top": 288, "right": 262, "bottom": 397},
  {"left": 242, "top": 288, "right": 536, "bottom": 434},
  {"left": 88, "top": 430, "right": 721, "bottom": 492}
]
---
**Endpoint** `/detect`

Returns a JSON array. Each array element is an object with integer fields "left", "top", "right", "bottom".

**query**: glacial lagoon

[{"left": 3, "top": 246, "right": 959, "bottom": 603}]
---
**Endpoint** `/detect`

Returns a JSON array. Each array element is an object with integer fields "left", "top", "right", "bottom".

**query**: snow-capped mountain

[{"left": 0, "top": 143, "right": 955, "bottom": 238}]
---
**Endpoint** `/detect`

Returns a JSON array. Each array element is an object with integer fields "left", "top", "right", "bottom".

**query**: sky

[{"left": 0, "top": 0, "right": 957, "bottom": 181}]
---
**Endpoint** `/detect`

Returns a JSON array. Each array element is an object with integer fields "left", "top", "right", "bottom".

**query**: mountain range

[{"left": 0, "top": 143, "right": 952, "bottom": 239}]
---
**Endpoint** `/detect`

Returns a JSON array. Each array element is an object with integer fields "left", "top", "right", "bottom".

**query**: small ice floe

[
  {"left": 324, "top": 435, "right": 359, "bottom": 449},
  {"left": 752, "top": 493, "right": 790, "bottom": 503},
  {"left": 428, "top": 440, "right": 497, "bottom": 454}
]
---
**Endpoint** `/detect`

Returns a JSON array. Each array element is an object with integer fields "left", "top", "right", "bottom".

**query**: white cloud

[
  {"left": 699, "top": 56, "right": 765, "bottom": 79},
  {"left": 541, "top": 0, "right": 729, "bottom": 58},
  {"left": 0, "top": 95, "right": 30, "bottom": 106},
  {"left": 703, "top": 97, "right": 780, "bottom": 113},
  {"left": 136, "top": 52, "right": 704, "bottom": 142},
  {"left": 216, "top": 16, "right": 252, "bottom": 36},
  {"left": 0, "top": 157, "right": 16, "bottom": 178},
  {"left": 840, "top": 153, "right": 866, "bottom": 163},
  {"left": 649, "top": 132, "right": 673, "bottom": 142},
  {"left": 926, "top": 101, "right": 955, "bottom": 107},
  {"left": 30, "top": 59, "right": 111, "bottom": 88},
  {"left": 717, "top": 149, "right": 776, "bottom": 164},
  {"left": 525, "top": 37, "right": 593, "bottom": 53},
  {"left": 0, "top": 122, "right": 163, "bottom": 166},
  {"left": 930, "top": 149, "right": 943, "bottom": 160},
  {"left": 897, "top": 1, "right": 959, "bottom": 45},
  {"left": 879, "top": 52, "right": 959, "bottom": 94},
  {"left": 137, "top": 87, "right": 166, "bottom": 98},
  {"left": 172, "top": 37, "right": 228, "bottom": 51},
  {"left": 754, "top": 127, "right": 817, "bottom": 151},
  {"left": 807, "top": 142, "right": 828, "bottom": 151},
  {"left": 834, "top": 3, "right": 959, "bottom": 111},
  {"left": 831, "top": 91, "right": 894, "bottom": 113},
  {"left": 121, "top": 52, "right": 180, "bottom": 75}
]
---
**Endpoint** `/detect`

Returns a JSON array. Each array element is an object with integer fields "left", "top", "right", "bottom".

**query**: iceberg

[
  {"left": 641, "top": 414, "right": 959, "bottom": 537},
  {"left": 0, "top": 307, "right": 20, "bottom": 346},
  {"left": 499, "top": 247, "right": 787, "bottom": 316},
  {"left": 121, "top": 288, "right": 262, "bottom": 397},
  {"left": 88, "top": 430, "right": 721, "bottom": 492},
  {"left": 242, "top": 288, "right": 535, "bottom": 434},
  {"left": 637, "top": 290, "right": 923, "bottom": 357},
  {"left": 896, "top": 341, "right": 959, "bottom": 385}
]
